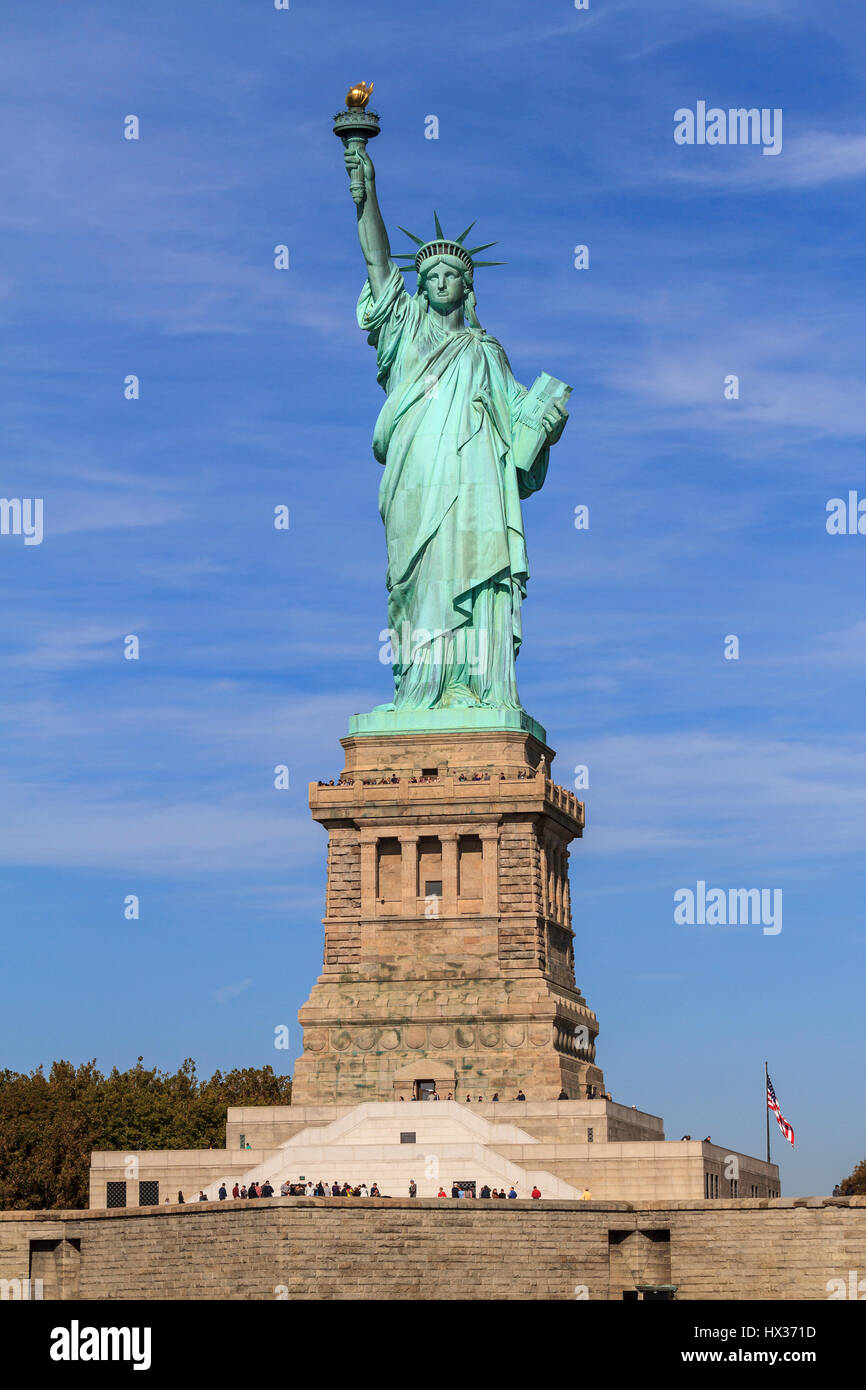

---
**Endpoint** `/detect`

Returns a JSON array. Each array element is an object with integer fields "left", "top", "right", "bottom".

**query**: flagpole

[{"left": 765, "top": 1060, "right": 771, "bottom": 1164}]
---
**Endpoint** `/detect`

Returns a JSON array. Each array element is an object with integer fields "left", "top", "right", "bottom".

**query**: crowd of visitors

[
  {"left": 187, "top": 1179, "right": 389, "bottom": 1201},
  {"left": 175, "top": 1176, "right": 552, "bottom": 1203},
  {"left": 396, "top": 1090, "right": 527, "bottom": 1102},
  {"left": 394, "top": 1086, "right": 614, "bottom": 1102},
  {"left": 316, "top": 768, "right": 546, "bottom": 788},
  {"left": 433, "top": 1182, "right": 549, "bottom": 1199}
]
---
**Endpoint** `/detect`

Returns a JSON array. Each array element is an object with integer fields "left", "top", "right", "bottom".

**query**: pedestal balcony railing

[{"left": 310, "top": 773, "right": 584, "bottom": 827}]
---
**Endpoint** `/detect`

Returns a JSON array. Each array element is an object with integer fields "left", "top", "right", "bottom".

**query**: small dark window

[
  {"left": 421, "top": 767, "right": 438, "bottom": 777},
  {"left": 239, "top": 1132, "right": 246, "bottom": 1149},
  {"left": 424, "top": 880, "right": 442, "bottom": 898},
  {"left": 400, "top": 1132, "right": 416, "bottom": 1144},
  {"left": 587, "top": 1127, "right": 594, "bottom": 1143},
  {"left": 106, "top": 1181, "right": 127, "bottom": 1209},
  {"left": 139, "top": 1180, "right": 159, "bottom": 1207}
]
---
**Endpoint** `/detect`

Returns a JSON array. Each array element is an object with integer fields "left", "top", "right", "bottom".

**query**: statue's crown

[{"left": 393, "top": 213, "right": 505, "bottom": 276}]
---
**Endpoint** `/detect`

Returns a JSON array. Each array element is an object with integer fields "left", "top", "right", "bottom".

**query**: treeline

[
  {"left": 838, "top": 1157, "right": 866, "bottom": 1195},
  {"left": 0, "top": 1058, "right": 291, "bottom": 1211}
]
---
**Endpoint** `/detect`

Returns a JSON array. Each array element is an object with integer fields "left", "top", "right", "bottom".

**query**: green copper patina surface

[
  {"left": 339, "top": 110, "right": 570, "bottom": 736},
  {"left": 347, "top": 706, "right": 548, "bottom": 743}
]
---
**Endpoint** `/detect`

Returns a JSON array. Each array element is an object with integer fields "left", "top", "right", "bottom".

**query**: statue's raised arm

[
  {"left": 334, "top": 86, "right": 391, "bottom": 300},
  {"left": 343, "top": 145, "right": 391, "bottom": 301}
]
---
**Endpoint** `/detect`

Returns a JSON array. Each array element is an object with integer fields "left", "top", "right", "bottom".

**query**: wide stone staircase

[{"left": 203, "top": 1101, "right": 583, "bottom": 1200}]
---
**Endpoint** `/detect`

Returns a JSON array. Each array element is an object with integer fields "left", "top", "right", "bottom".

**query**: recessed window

[
  {"left": 139, "top": 1180, "right": 159, "bottom": 1207},
  {"left": 400, "top": 1132, "right": 416, "bottom": 1144},
  {"left": 424, "top": 880, "right": 442, "bottom": 898},
  {"left": 458, "top": 834, "right": 483, "bottom": 897},
  {"left": 421, "top": 767, "right": 438, "bottom": 778},
  {"left": 377, "top": 837, "right": 401, "bottom": 901},
  {"left": 106, "top": 1181, "right": 126, "bottom": 1209}
]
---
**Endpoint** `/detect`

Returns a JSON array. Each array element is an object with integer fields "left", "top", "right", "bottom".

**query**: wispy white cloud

[
  {"left": 212, "top": 977, "right": 253, "bottom": 1005},
  {"left": 663, "top": 131, "right": 866, "bottom": 191},
  {"left": 0, "top": 783, "right": 317, "bottom": 873},
  {"left": 45, "top": 495, "right": 188, "bottom": 538},
  {"left": 566, "top": 731, "right": 866, "bottom": 865},
  {"left": 8, "top": 623, "right": 136, "bottom": 671}
]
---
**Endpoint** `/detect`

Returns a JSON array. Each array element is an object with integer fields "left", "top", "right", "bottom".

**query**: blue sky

[{"left": 1, "top": 0, "right": 864, "bottom": 1195}]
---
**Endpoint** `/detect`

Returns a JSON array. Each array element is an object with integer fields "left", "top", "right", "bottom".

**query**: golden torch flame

[{"left": 346, "top": 81, "right": 374, "bottom": 109}]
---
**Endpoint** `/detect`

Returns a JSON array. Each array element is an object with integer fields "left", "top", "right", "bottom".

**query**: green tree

[
  {"left": 0, "top": 1058, "right": 291, "bottom": 1211},
  {"left": 837, "top": 1158, "right": 866, "bottom": 1195}
]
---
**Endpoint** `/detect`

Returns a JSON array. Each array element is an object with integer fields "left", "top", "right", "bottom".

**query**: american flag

[{"left": 767, "top": 1075, "right": 795, "bottom": 1147}]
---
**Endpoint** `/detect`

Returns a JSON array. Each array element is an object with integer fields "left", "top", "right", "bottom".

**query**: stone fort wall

[{"left": 1, "top": 1197, "right": 863, "bottom": 1301}]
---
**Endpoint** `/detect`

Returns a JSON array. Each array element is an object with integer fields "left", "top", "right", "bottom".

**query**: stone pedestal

[{"left": 292, "top": 728, "right": 604, "bottom": 1104}]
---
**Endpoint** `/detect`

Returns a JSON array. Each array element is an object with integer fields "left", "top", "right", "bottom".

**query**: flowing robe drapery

[{"left": 358, "top": 263, "right": 548, "bottom": 711}]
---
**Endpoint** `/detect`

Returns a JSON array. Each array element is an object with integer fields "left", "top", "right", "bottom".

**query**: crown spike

[
  {"left": 395, "top": 216, "right": 505, "bottom": 274},
  {"left": 397, "top": 226, "right": 426, "bottom": 246}
]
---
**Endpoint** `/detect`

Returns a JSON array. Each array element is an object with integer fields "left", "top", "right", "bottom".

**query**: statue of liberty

[{"left": 342, "top": 123, "right": 570, "bottom": 718}]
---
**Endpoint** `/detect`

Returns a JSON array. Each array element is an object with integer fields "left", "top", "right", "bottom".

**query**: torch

[{"left": 333, "top": 82, "right": 380, "bottom": 205}]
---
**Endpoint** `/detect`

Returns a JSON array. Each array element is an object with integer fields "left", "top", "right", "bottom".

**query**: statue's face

[{"left": 421, "top": 257, "right": 467, "bottom": 312}]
